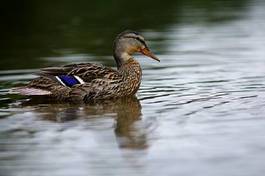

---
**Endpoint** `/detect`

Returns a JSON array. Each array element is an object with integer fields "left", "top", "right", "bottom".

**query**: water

[{"left": 1, "top": 0, "right": 265, "bottom": 176}]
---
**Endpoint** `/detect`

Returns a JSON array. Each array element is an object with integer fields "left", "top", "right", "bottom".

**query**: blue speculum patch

[{"left": 57, "top": 75, "right": 80, "bottom": 87}]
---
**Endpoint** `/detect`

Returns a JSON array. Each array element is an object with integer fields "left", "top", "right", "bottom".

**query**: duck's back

[{"left": 15, "top": 60, "right": 142, "bottom": 102}]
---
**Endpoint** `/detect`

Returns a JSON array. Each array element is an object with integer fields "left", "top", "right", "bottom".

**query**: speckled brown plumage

[{"left": 14, "top": 30, "right": 159, "bottom": 103}]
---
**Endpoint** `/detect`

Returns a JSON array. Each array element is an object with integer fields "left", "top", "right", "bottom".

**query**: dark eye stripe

[
  {"left": 123, "top": 36, "right": 147, "bottom": 47},
  {"left": 137, "top": 37, "right": 147, "bottom": 47}
]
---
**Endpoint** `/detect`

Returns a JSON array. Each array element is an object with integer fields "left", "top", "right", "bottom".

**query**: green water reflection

[{"left": 1, "top": 0, "right": 248, "bottom": 69}]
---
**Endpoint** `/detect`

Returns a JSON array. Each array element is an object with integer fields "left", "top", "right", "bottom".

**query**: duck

[{"left": 14, "top": 30, "right": 160, "bottom": 103}]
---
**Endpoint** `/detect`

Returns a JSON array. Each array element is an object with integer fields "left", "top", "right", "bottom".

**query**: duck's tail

[{"left": 10, "top": 87, "right": 51, "bottom": 96}]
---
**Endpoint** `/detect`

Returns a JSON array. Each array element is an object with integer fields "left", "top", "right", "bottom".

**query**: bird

[{"left": 14, "top": 30, "right": 160, "bottom": 103}]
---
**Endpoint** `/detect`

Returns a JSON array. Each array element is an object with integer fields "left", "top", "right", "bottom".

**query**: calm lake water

[{"left": 1, "top": 0, "right": 265, "bottom": 176}]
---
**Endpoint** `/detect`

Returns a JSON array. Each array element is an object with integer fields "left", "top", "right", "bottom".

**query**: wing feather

[{"left": 38, "top": 63, "right": 120, "bottom": 82}]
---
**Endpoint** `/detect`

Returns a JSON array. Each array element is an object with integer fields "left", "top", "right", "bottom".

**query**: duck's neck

[
  {"left": 113, "top": 51, "right": 133, "bottom": 69},
  {"left": 118, "top": 58, "right": 142, "bottom": 95},
  {"left": 113, "top": 38, "right": 137, "bottom": 69}
]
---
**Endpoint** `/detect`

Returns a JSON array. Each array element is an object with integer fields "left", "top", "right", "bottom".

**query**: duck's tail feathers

[{"left": 11, "top": 87, "right": 52, "bottom": 96}]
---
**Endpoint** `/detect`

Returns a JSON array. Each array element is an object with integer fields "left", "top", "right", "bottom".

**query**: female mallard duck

[{"left": 15, "top": 30, "right": 160, "bottom": 102}]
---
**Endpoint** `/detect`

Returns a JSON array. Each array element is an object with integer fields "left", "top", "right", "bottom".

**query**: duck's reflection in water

[
  {"left": 22, "top": 96, "right": 147, "bottom": 149},
  {"left": 114, "top": 97, "right": 147, "bottom": 149}
]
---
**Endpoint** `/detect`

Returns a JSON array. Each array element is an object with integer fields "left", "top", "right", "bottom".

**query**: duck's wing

[
  {"left": 14, "top": 63, "right": 120, "bottom": 96},
  {"left": 39, "top": 63, "right": 120, "bottom": 82}
]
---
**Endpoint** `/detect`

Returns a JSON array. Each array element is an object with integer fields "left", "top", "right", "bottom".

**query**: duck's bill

[{"left": 140, "top": 48, "right": 160, "bottom": 62}]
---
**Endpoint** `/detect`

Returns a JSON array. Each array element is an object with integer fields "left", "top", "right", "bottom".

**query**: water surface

[{"left": 1, "top": 0, "right": 265, "bottom": 176}]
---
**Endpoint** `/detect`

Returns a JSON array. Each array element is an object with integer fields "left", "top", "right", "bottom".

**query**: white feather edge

[
  {"left": 12, "top": 87, "right": 51, "bottom": 95},
  {"left": 55, "top": 76, "right": 66, "bottom": 86},
  {"left": 74, "top": 75, "right": 85, "bottom": 84}
]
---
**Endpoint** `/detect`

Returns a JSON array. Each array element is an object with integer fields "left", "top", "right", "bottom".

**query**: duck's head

[{"left": 113, "top": 30, "right": 160, "bottom": 67}]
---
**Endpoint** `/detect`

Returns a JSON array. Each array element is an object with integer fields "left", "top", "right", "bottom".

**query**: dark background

[{"left": 0, "top": 0, "right": 248, "bottom": 69}]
